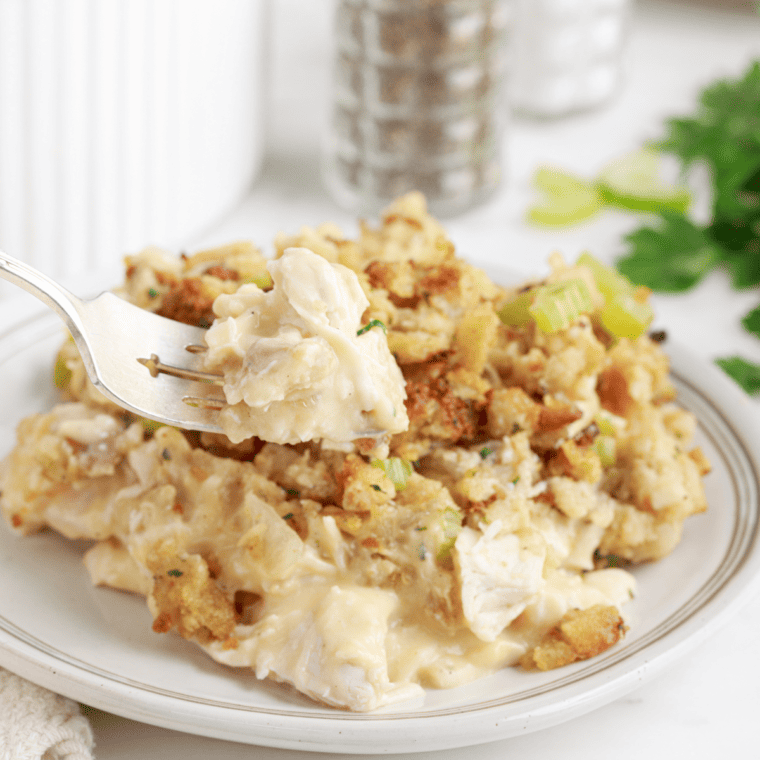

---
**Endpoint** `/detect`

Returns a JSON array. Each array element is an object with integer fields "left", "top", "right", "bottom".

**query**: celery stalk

[
  {"left": 435, "top": 508, "right": 463, "bottom": 562},
  {"left": 498, "top": 279, "right": 593, "bottom": 333},
  {"left": 577, "top": 252, "right": 653, "bottom": 339},
  {"left": 496, "top": 290, "right": 534, "bottom": 327},
  {"left": 596, "top": 149, "right": 692, "bottom": 215},
  {"left": 594, "top": 435, "right": 617, "bottom": 466},
  {"left": 600, "top": 293, "right": 654, "bottom": 340},
  {"left": 527, "top": 167, "right": 605, "bottom": 227},
  {"left": 529, "top": 279, "right": 594, "bottom": 333},
  {"left": 372, "top": 458, "right": 413, "bottom": 491},
  {"left": 577, "top": 252, "right": 632, "bottom": 301},
  {"left": 53, "top": 354, "right": 72, "bottom": 390}
]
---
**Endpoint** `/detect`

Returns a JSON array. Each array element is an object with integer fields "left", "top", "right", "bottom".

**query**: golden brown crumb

[
  {"left": 537, "top": 403, "right": 583, "bottom": 433},
  {"left": 147, "top": 543, "right": 236, "bottom": 645},
  {"left": 543, "top": 440, "right": 602, "bottom": 484},
  {"left": 688, "top": 446, "right": 712, "bottom": 476},
  {"left": 597, "top": 366, "right": 633, "bottom": 417},
  {"left": 155, "top": 278, "right": 216, "bottom": 327},
  {"left": 520, "top": 605, "right": 628, "bottom": 671},
  {"left": 205, "top": 265, "right": 240, "bottom": 281},
  {"left": 398, "top": 357, "right": 482, "bottom": 457}
]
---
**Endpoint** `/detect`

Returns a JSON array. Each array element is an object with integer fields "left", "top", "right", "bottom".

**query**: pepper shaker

[{"left": 323, "top": 0, "right": 513, "bottom": 218}]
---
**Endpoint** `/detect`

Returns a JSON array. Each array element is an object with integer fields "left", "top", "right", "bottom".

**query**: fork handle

[{"left": 0, "top": 250, "right": 87, "bottom": 335}]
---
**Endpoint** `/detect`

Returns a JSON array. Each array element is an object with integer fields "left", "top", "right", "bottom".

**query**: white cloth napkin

[{"left": 0, "top": 667, "right": 94, "bottom": 760}]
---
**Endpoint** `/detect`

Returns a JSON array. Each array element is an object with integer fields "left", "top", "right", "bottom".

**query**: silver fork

[{"left": 0, "top": 251, "right": 226, "bottom": 434}]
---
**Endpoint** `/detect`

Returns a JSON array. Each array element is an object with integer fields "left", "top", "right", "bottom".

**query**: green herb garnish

[
  {"left": 617, "top": 213, "right": 723, "bottom": 292},
  {"left": 167, "top": 569, "right": 183, "bottom": 577},
  {"left": 716, "top": 357, "right": 760, "bottom": 394},
  {"left": 357, "top": 319, "right": 387, "bottom": 336},
  {"left": 617, "top": 61, "right": 760, "bottom": 393}
]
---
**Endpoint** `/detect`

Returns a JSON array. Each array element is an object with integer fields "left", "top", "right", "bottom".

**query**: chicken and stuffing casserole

[{"left": 0, "top": 193, "right": 710, "bottom": 711}]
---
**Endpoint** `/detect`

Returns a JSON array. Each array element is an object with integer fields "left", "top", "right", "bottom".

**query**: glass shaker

[
  {"left": 510, "top": 0, "right": 631, "bottom": 118},
  {"left": 323, "top": 0, "right": 513, "bottom": 218}
]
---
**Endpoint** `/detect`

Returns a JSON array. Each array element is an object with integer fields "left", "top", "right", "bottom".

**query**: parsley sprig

[{"left": 616, "top": 61, "right": 760, "bottom": 393}]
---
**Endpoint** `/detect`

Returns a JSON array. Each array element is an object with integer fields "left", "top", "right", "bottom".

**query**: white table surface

[{"left": 33, "top": 0, "right": 760, "bottom": 757}]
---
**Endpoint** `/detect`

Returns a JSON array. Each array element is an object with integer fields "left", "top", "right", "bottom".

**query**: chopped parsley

[
  {"left": 715, "top": 357, "right": 760, "bottom": 394},
  {"left": 617, "top": 61, "right": 760, "bottom": 393},
  {"left": 167, "top": 569, "right": 183, "bottom": 577},
  {"left": 357, "top": 319, "right": 387, "bottom": 336},
  {"left": 618, "top": 213, "right": 723, "bottom": 292}
]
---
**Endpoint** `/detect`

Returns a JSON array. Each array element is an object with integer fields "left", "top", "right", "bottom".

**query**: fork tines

[{"left": 137, "top": 347, "right": 226, "bottom": 411}]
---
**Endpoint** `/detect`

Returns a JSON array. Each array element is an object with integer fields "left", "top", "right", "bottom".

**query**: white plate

[{"left": 1, "top": 294, "right": 760, "bottom": 755}]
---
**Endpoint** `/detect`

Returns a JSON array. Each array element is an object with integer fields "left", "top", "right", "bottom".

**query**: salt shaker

[
  {"left": 510, "top": 0, "right": 631, "bottom": 117},
  {"left": 323, "top": 0, "right": 513, "bottom": 218}
]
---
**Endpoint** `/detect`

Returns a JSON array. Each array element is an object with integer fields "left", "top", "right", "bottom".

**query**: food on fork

[
  {"left": 0, "top": 193, "right": 710, "bottom": 712},
  {"left": 202, "top": 246, "right": 408, "bottom": 452}
]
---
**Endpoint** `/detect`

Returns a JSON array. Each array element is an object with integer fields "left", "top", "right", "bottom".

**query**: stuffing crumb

[{"left": 520, "top": 605, "right": 628, "bottom": 671}]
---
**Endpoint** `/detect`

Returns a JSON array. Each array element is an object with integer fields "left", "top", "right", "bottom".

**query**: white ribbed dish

[{"left": 0, "top": 0, "right": 267, "bottom": 289}]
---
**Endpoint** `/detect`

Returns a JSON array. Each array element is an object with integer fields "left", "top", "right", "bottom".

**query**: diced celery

[
  {"left": 600, "top": 292, "right": 654, "bottom": 340},
  {"left": 576, "top": 252, "right": 654, "bottom": 339},
  {"left": 527, "top": 167, "right": 605, "bottom": 227},
  {"left": 533, "top": 166, "right": 587, "bottom": 195},
  {"left": 498, "top": 279, "right": 594, "bottom": 333},
  {"left": 241, "top": 271, "right": 274, "bottom": 289},
  {"left": 594, "top": 435, "right": 617, "bottom": 467},
  {"left": 53, "top": 354, "right": 72, "bottom": 390},
  {"left": 529, "top": 279, "right": 594, "bottom": 333},
  {"left": 595, "top": 412, "right": 618, "bottom": 438},
  {"left": 596, "top": 149, "right": 692, "bottom": 215},
  {"left": 435, "top": 508, "right": 463, "bottom": 562},
  {"left": 576, "top": 252, "right": 633, "bottom": 301},
  {"left": 497, "top": 289, "right": 534, "bottom": 327},
  {"left": 372, "top": 457, "right": 413, "bottom": 491}
]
